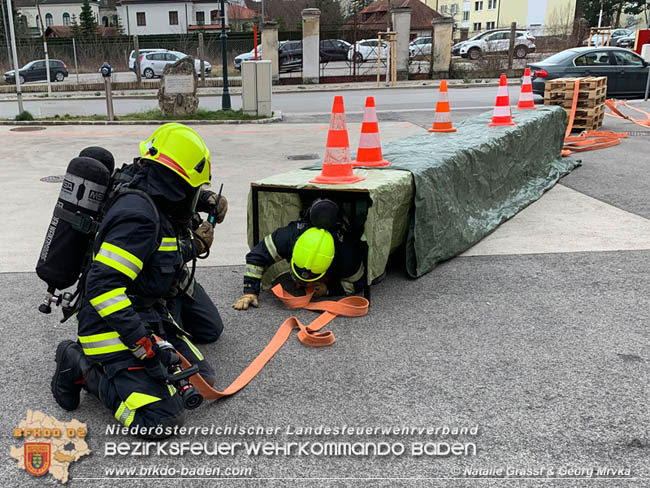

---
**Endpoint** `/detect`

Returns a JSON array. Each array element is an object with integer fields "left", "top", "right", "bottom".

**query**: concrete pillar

[
  {"left": 262, "top": 21, "right": 279, "bottom": 83},
  {"left": 432, "top": 16, "right": 454, "bottom": 76},
  {"left": 391, "top": 7, "right": 411, "bottom": 81},
  {"left": 302, "top": 8, "right": 320, "bottom": 84}
]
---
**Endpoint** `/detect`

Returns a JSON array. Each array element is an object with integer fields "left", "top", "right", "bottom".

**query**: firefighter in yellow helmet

[
  {"left": 52, "top": 124, "right": 216, "bottom": 437},
  {"left": 233, "top": 199, "right": 366, "bottom": 310}
]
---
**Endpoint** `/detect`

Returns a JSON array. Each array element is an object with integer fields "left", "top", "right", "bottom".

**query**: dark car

[
  {"left": 279, "top": 40, "right": 303, "bottom": 72},
  {"left": 320, "top": 39, "right": 351, "bottom": 62},
  {"left": 4, "top": 59, "right": 68, "bottom": 84},
  {"left": 529, "top": 47, "right": 649, "bottom": 98},
  {"left": 616, "top": 34, "right": 636, "bottom": 48}
]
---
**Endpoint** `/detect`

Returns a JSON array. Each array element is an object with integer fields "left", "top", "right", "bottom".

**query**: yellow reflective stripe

[
  {"left": 78, "top": 331, "right": 120, "bottom": 343},
  {"left": 82, "top": 343, "right": 129, "bottom": 355},
  {"left": 264, "top": 235, "right": 281, "bottom": 262},
  {"left": 95, "top": 242, "right": 143, "bottom": 280},
  {"left": 167, "top": 384, "right": 177, "bottom": 397},
  {"left": 89, "top": 287, "right": 131, "bottom": 318},
  {"left": 114, "top": 402, "right": 137, "bottom": 427},
  {"left": 177, "top": 334, "right": 204, "bottom": 361},
  {"left": 158, "top": 237, "right": 179, "bottom": 252},
  {"left": 125, "top": 392, "right": 161, "bottom": 410}
]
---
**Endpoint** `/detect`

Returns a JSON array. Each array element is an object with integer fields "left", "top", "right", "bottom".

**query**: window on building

[
  {"left": 136, "top": 12, "right": 146, "bottom": 26},
  {"left": 196, "top": 11, "right": 205, "bottom": 25},
  {"left": 440, "top": 5, "right": 447, "bottom": 14},
  {"left": 488, "top": 0, "right": 497, "bottom": 9},
  {"left": 62, "top": 12, "right": 70, "bottom": 26},
  {"left": 472, "top": 22, "right": 481, "bottom": 31},
  {"left": 169, "top": 10, "right": 178, "bottom": 25},
  {"left": 474, "top": 1, "right": 483, "bottom": 10},
  {"left": 210, "top": 9, "right": 219, "bottom": 24},
  {"left": 451, "top": 3, "right": 459, "bottom": 14},
  {"left": 45, "top": 13, "right": 53, "bottom": 27},
  {"left": 102, "top": 16, "right": 108, "bottom": 26},
  {"left": 463, "top": 11, "right": 469, "bottom": 21},
  {"left": 486, "top": 21, "right": 495, "bottom": 29}
]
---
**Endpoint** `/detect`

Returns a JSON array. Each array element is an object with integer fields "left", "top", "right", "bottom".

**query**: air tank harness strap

[{"left": 165, "top": 284, "right": 369, "bottom": 401}]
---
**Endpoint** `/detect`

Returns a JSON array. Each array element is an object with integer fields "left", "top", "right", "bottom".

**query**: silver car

[{"left": 139, "top": 50, "right": 212, "bottom": 79}]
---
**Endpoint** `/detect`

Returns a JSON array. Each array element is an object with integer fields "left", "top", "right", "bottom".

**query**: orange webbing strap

[
  {"left": 561, "top": 80, "right": 626, "bottom": 156},
  {"left": 170, "top": 284, "right": 369, "bottom": 401},
  {"left": 605, "top": 99, "right": 650, "bottom": 128}
]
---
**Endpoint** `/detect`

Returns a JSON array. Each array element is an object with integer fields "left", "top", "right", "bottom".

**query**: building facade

[
  {"left": 116, "top": 0, "right": 249, "bottom": 35},
  {"left": 424, "top": 0, "right": 578, "bottom": 36}
]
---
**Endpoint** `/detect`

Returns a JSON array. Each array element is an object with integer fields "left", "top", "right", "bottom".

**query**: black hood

[{"left": 130, "top": 160, "right": 199, "bottom": 224}]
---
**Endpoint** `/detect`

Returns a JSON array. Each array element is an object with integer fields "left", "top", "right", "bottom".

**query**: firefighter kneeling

[{"left": 51, "top": 124, "right": 214, "bottom": 438}]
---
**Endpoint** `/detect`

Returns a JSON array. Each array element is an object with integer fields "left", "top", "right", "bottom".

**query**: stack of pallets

[{"left": 543, "top": 77, "right": 607, "bottom": 131}]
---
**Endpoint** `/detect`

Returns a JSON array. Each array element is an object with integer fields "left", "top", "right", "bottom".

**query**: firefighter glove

[
  {"left": 208, "top": 194, "right": 228, "bottom": 224},
  {"left": 142, "top": 343, "right": 180, "bottom": 382},
  {"left": 233, "top": 293, "right": 259, "bottom": 310},
  {"left": 194, "top": 221, "right": 214, "bottom": 254},
  {"left": 313, "top": 282, "right": 328, "bottom": 298}
]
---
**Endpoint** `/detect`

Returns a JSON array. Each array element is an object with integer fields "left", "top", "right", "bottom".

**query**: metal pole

[
  {"left": 35, "top": 0, "right": 52, "bottom": 96},
  {"left": 597, "top": 0, "right": 604, "bottom": 28},
  {"left": 261, "top": 0, "right": 264, "bottom": 23},
  {"left": 220, "top": 0, "right": 231, "bottom": 110},
  {"left": 1, "top": 0, "right": 12, "bottom": 70},
  {"left": 507, "top": 21, "right": 516, "bottom": 70},
  {"left": 134, "top": 34, "right": 141, "bottom": 84},
  {"left": 72, "top": 37, "right": 79, "bottom": 84},
  {"left": 104, "top": 76, "right": 114, "bottom": 121},
  {"left": 253, "top": 23, "right": 258, "bottom": 60},
  {"left": 644, "top": 66, "right": 649, "bottom": 101},
  {"left": 199, "top": 32, "right": 205, "bottom": 85},
  {"left": 6, "top": 0, "right": 22, "bottom": 114}
]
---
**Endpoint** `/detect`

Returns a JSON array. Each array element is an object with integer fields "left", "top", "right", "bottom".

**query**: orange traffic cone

[
  {"left": 310, "top": 96, "right": 365, "bottom": 185},
  {"left": 488, "top": 74, "right": 516, "bottom": 127},
  {"left": 517, "top": 67, "right": 536, "bottom": 110},
  {"left": 352, "top": 97, "right": 391, "bottom": 167},
  {"left": 428, "top": 80, "right": 457, "bottom": 133}
]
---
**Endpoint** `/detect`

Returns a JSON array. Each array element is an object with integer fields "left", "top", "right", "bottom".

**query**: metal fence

[{"left": 0, "top": 32, "right": 255, "bottom": 74}]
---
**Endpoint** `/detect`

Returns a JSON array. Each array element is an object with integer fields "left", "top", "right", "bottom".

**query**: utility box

[{"left": 242, "top": 60, "right": 272, "bottom": 117}]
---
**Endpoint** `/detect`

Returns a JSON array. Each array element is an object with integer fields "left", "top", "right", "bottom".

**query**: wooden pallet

[
  {"left": 545, "top": 76, "right": 607, "bottom": 91},
  {"left": 563, "top": 104, "right": 605, "bottom": 131},
  {"left": 545, "top": 94, "right": 606, "bottom": 109},
  {"left": 544, "top": 85, "right": 607, "bottom": 103}
]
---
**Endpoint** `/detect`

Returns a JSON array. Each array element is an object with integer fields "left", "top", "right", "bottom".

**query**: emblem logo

[{"left": 24, "top": 443, "right": 51, "bottom": 477}]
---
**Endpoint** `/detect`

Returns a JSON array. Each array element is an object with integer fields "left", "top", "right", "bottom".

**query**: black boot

[{"left": 51, "top": 340, "right": 88, "bottom": 411}]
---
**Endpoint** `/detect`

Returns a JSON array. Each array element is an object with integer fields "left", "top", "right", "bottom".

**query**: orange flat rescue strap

[
  {"left": 175, "top": 284, "right": 369, "bottom": 400},
  {"left": 561, "top": 80, "right": 630, "bottom": 157}
]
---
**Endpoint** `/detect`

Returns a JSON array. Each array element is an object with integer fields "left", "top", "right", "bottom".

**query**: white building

[
  {"left": 16, "top": 0, "right": 117, "bottom": 31},
  {"left": 116, "top": 0, "right": 231, "bottom": 35}
]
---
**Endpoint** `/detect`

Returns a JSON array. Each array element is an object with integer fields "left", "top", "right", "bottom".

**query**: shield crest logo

[{"left": 24, "top": 443, "right": 51, "bottom": 476}]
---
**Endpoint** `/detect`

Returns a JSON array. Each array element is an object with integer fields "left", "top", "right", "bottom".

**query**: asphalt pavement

[{"left": 2, "top": 99, "right": 650, "bottom": 487}]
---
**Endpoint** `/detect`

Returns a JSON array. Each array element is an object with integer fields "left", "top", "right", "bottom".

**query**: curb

[{"left": 0, "top": 111, "right": 283, "bottom": 126}]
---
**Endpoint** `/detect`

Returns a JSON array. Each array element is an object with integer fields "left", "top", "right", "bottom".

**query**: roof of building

[
  {"left": 45, "top": 24, "right": 118, "bottom": 36},
  {"left": 228, "top": 4, "right": 257, "bottom": 20},
  {"left": 344, "top": 0, "right": 441, "bottom": 31}
]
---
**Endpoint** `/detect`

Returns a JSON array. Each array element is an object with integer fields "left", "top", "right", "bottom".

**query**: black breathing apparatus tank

[{"left": 36, "top": 156, "right": 112, "bottom": 314}]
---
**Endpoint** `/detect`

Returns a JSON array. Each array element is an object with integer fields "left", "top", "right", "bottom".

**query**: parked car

[
  {"left": 139, "top": 50, "right": 211, "bottom": 79},
  {"left": 528, "top": 47, "right": 649, "bottom": 98},
  {"left": 409, "top": 37, "right": 432, "bottom": 59},
  {"left": 278, "top": 40, "right": 303, "bottom": 72},
  {"left": 128, "top": 49, "right": 164, "bottom": 71},
  {"left": 616, "top": 34, "right": 637, "bottom": 48},
  {"left": 233, "top": 41, "right": 304, "bottom": 72},
  {"left": 4, "top": 59, "right": 68, "bottom": 84},
  {"left": 458, "top": 29, "right": 535, "bottom": 60},
  {"left": 320, "top": 39, "right": 351, "bottom": 62},
  {"left": 348, "top": 39, "right": 389, "bottom": 63},
  {"left": 583, "top": 28, "right": 633, "bottom": 46}
]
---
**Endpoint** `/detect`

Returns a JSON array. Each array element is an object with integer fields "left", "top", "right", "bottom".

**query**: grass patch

[
  {"left": 7, "top": 109, "right": 267, "bottom": 122},
  {"left": 15, "top": 111, "right": 34, "bottom": 121}
]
